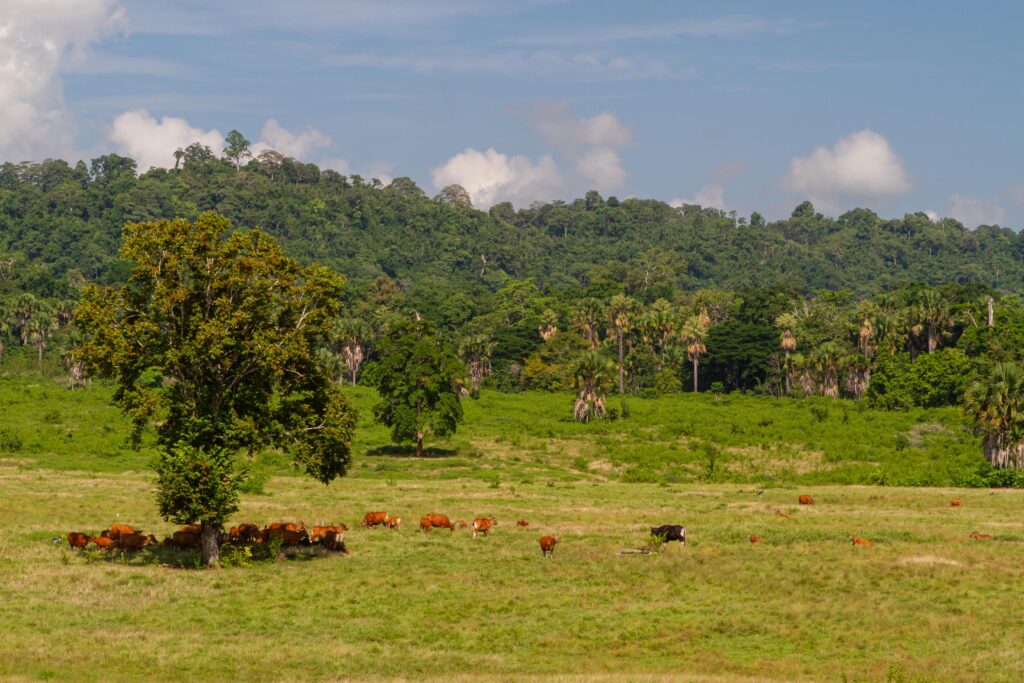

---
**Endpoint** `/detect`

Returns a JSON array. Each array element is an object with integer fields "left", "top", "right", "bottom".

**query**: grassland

[{"left": 1, "top": 377, "right": 1021, "bottom": 681}]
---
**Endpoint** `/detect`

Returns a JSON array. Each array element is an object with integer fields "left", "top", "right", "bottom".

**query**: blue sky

[{"left": 4, "top": 1, "right": 1022, "bottom": 226}]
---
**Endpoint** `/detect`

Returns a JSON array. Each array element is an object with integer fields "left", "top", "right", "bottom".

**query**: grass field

[{"left": 1, "top": 377, "right": 1021, "bottom": 681}]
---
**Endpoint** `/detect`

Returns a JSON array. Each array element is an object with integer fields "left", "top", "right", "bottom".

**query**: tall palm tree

[
  {"left": 680, "top": 315, "right": 708, "bottom": 393},
  {"left": 607, "top": 294, "right": 637, "bottom": 395},
  {"left": 0, "top": 296, "right": 11, "bottom": 372},
  {"left": 570, "top": 351, "right": 614, "bottom": 422},
  {"left": 914, "top": 289, "right": 952, "bottom": 354},
  {"left": 458, "top": 333, "right": 497, "bottom": 396},
  {"left": 812, "top": 342, "right": 842, "bottom": 398},
  {"left": 963, "top": 363, "right": 1024, "bottom": 470},
  {"left": 25, "top": 311, "right": 57, "bottom": 371},
  {"left": 776, "top": 313, "right": 798, "bottom": 396},
  {"left": 571, "top": 297, "right": 604, "bottom": 349}
]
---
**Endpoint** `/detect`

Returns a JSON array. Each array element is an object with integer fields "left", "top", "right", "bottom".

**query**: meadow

[{"left": 1, "top": 377, "right": 1021, "bottom": 681}]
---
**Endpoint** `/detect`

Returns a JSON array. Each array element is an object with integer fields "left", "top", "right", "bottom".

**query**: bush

[
  {"left": 219, "top": 544, "right": 253, "bottom": 568},
  {"left": 622, "top": 466, "right": 662, "bottom": 483},
  {"left": 0, "top": 428, "right": 23, "bottom": 451},
  {"left": 239, "top": 467, "right": 270, "bottom": 495}
]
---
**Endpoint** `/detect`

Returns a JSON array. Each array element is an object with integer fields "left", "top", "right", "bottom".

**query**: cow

[
  {"left": 650, "top": 525, "right": 686, "bottom": 545},
  {"left": 949, "top": 499, "right": 963, "bottom": 508},
  {"left": 67, "top": 532, "right": 90, "bottom": 549},
  {"left": 472, "top": 517, "right": 496, "bottom": 539},
  {"left": 386, "top": 517, "right": 401, "bottom": 530},
  {"left": 107, "top": 524, "right": 141, "bottom": 540},
  {"left": 118, "top": 533, "right": 155, "bottom": 550},
  {"left": 850, "top": 536, "right": 873, "bottom": 546},
  {"left": 90, "top": 535, "right": 116, "bottom": 550},
  {"left": 424, "top": 514, "right": 456, "bottom": 531},
  {"left": 419, "top": 516, "right": 432, "bottom": 532},
  {"left": 798, "top": 495, "right": 815, "bottom": 505},
  {"left": 969, "top": 530, "right": 992, "bottom": 540},
  {"left": 362, "top": 512, "right": 389, "bottom": 527},
  {"left": 539, "top": 535, "right": 560, "bottom": 557},
  {"left": 322, "top": 529, "right": 347, "bottom": 553},
  {"left": 172, "top": 530, "right": 200, "bottom": 549},
  {"left": 516, "top": 519, "right": 529, "bottom": 528},
  {"left": 237, "top": 523, "right": 262, "bottom": 543},
  {"left": 280, "top": 528, "right": 309, "bottom": 546},
  {"left": 749, "top": 534, "right": 761, "bottom": 544},
  {"left": 310, "top": 525, "right": 346, "bottom": 544}
]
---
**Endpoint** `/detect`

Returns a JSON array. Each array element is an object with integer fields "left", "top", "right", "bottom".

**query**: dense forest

[{"left": 3, "top": 140, "right": 1024, "bottom": 474}]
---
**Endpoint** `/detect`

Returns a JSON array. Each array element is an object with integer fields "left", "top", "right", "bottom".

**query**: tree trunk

[
  {"left": 200, "top": 520, "right": 221, "bottom": 567},
  {"left": 927, "top": 324, "right": 937, "bottom": 354},
  {"left": 617, "top": 332, "right": 624, "bottom": 395},
  {"left": 987, "top": 297, "right": 994, "bottom": 327},
  {"left": 416, "top": 434, "right": 424, "bottom": 458},
  {"left": 692, "top": 357, "right": 699, "bottom": 393},
  {"left": 784, "top": 350, "right": 791, "bottom": 396}
]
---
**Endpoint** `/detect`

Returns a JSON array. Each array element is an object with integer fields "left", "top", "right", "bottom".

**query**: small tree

[
  {"left": 365, "top": 318, "right": 464, "bottom": 457},
  {"left": 458, "top": 333, "right": 496, "bottom": 397},
  {"left": 74, "top": 212, "right": 357, "bottom": 566},
  {"left": 223, "top": 130, "right": 252, "bottom": 169}
]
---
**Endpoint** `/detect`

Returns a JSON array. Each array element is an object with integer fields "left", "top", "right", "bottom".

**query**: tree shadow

[
  {"left": 366, "top": 445, "right": 458, "bottom": 458},
  {"left": 68, "top": 541, "right": 345, "bottom": 568}
]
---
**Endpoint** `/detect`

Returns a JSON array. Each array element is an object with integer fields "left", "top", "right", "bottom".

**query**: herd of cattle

[{"left": 65, "top": 494, "right": 997, "bottom": 559}]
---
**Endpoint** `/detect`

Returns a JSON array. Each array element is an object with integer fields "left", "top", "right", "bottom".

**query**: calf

[
  {"left": 539, "top": 535, "right": 560, "bottom": 557},
  {"left": 798, "top": 495, "right": 815, "bottom": 505},
  {"left": 386, "top": 517, "right": 401, "bottom": 530},
  {"left": 969, "top": 530, "right": 992, "bottom": 540},
  {"left": 949, "top": 499, "right": 963, "bottom": 508},
  {"left": 90, "top": 535, "right": 116, "bottom": 550},
  {"left": 650, "top": 524, "right": 686, "bottom": 545},
  {"left": 749, "top": 534, "right": 761, "bottom": 544},
  {"left": 419, "top": 516, "right": 432, "bottom": 532},
  {"left": 516, "top": 519, "right": 529, "bottom": 528},
  {"left": 850, "top": 536, "right": 873, "bottom": 546},
  {"left": 362, "top": 511, "right": 389, "bottom": 527},
  {"left": 472, "top": 517, "right": 496, "bottom": 539}
]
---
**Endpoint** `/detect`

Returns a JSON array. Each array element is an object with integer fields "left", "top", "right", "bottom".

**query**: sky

[{"left": 3, "top": 0, "right": 1023, "bottom": 227}]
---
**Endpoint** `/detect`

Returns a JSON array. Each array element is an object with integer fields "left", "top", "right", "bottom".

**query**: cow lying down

[{"left": 650, "top": 524, "right": 686, "bottom": 545}]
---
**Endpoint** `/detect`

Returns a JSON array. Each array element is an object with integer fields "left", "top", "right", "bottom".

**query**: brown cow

[
  {"left": 850, "top": 536, "right": 873, "bottom": 546},
  {"left": 749, "top": 534, "right": 761, "bottom": 544},
  {"left": 118, "top": 533, "right": 156, "bottom": 550},
  {"left": 969, "top": 530, "right": 992, "bottom": 540},
  {"left": 949, "top": 498, "right": 963, "bottom": 508},
  {"left": 172, "top": 530, "right": 200, "bottom": 549},
  {"left": 280, "top": 528, "right": 308, "bottom": 546},
  {"left": 419, "top": 516, "right": 432, "bottom": 532},
  {"left": 362, "top": 512, "right": 389, "bottom": 527},
  {"left": 539, "top": 535, "right": 560, "bottom": 557},
  {"left": 386, "top": 517, "right": 401, "bottom": 530},
  {"left": 798, "top": 495, "right": 815, "bottom": 505},
  {"left": 322, "top": 529, "right": 347, "bottom": 553},
  {"left": 472, "top": 517, "right": 496, "bottom": 539},
  {"left": 91, "top": 535, "right": 116, "bottom": 550},
  {"left": 310, "top": 525, "right": 346, "bottom": 543},
  {"left": 108, "top": 524, "right": 141, "bottom": 540},
  {"left": 425, "top": 514, "right": 455, "bottom": 531},
  {"left": 67, "top": 532, "right": 90, "bottom": 549},
  {"left": 516, "top": 519, "right": 530, "bottom": 528}
]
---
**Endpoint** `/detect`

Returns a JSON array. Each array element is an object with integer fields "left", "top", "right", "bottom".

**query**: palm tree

[
  {"left": 793, "top": 353, "right": 815, "bottom": 396},
  {"left": 775, "top": 313, "right": 798, "bottom": 396},
  {"left": 963, "top": 363, "right": 1024, "bottom": 470},
  {"left": 25, "top": 311, "right": 57, "bottom": 371},
  {"left": 570, "top": 351, "right": 614, "bottom": 422},
  {"left": 333, "top": 318, "right": 372, "bottom": 385},
  {"left": 571, "top": 298, "right": 604, "bottom": 349},
  {"left": 680, "top": 315, "right": 708, "bottom": 393},
  {"left": 606, "top": 294, "right": 637, "bottom": 395},
  {"left": 872, "top": 313, "right": 902, "bottom": 356},
  {"left": 812, "top": 342, "right": 842, "bottom": 398},
  {"left": 538, "top": 309, "right": 559, "bottom": 342},
  {"left": 458, "top": 333, "right": 497, "bottom": 396},
  {"left": 0, "top": 296, "right": 12, "bottom": 372},
  {"left": 914, "top": 289, "right": 952, "bottom": 354}
]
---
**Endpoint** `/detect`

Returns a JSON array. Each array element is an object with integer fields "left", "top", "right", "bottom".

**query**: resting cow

[{"left": 650, "top": 524, "right": 686, "bottom": 545}]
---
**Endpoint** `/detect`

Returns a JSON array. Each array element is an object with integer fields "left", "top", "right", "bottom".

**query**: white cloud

[
  {"left": 670, "top": 185, "right": 727, "bottom": 211},
  {"left": 108, "top": 109, "right": 223, "bottom": 171},
  {"left": 948, "top": 194, "right": 1007, "bottom": 228},
  {"left": 575, "top": 147, "right": 626, "bottom": 189},
  {"left": 529, "top": 101, "right": 631, "bottom": 193},
  {"left": 782, "top": 130, "right": 911, "bottom": 211},
  {"left": 923, "top": 210, "right": 940, "bottom": 222},
  {"left": 429, "top": 147, "right": 562, "bottom": 209},
  {"left": 251, "top": 118, "right": 332, "bottom": 160},
  {"left": 0, "top": 0, "right": 124, "bottom": 161}
]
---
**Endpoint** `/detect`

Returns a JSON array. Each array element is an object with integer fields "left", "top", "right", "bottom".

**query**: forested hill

[{"left": 2, "top": 152, "right": 1022, "bottom": 306}]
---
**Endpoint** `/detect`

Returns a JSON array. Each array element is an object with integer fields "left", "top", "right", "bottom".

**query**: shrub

[
  {"left": 219, "top": 544, "right": 253, "bottom": 568},
  {"left": 239, "top": 467, "right": 270, "bottom": 495},
  {"left": 0, "top": 428, "right": 23, "bottom": 451}
]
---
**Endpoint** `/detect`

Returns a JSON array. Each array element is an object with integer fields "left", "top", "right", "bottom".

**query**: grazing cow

[
  {"left": 172, "top": 530, "right": 200, "bottom": 549},
  {"left": 386, "top": 517, "right": 401, "bottom": 530},
  {"left": 798, "top": 495, "right": 815, "bottom": 505},
  {"left": 969, "top": 530, "right": 992, "bottom": 540},
  {"left": 850, "top": 536, "right": 873, "bottom": 546},
  {"left": 749, "top": 534, "right": 761, "bottom": 544},
  {"left": 516, "top": 519, "right": 529, "bottom": 528},
  {"left": 91, "top": 535, "right": 116, "bottom": 550},
  {"left": 472, "top": 517, "right": 496, "bottom": 539},
  {"left": 425, "top": 514, "right": 456, "bottom": 531},
  {"left": 457, "top": 519, "right": 470, "bottom": 529},
  {"left": 650, "top": 525, "right": 686, "bottom": 545},
  {"left": 949, "top": 499, "right": 963, "bottom": 508},
  {"left": 419, "top": 516, "right": 432, "bottom": 532},
  {"left": 539, "top": 535, "right": 560, "bottom": 557},
  {"left": 118, "top": 533, "right": 155, "bottom": 550},
  {"left": 362, "top": 512, "right": 389, "bottom": 527},
  {"left": 67, "top": 532, "right": 90, "bottom": 549}
]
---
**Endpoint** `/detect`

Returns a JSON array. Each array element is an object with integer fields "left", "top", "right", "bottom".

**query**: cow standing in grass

[{"left": 650, "top": 525, "right": 686, "bottom": 545}]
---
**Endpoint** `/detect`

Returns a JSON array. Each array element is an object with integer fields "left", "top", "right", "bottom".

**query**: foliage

[{"left": 867, "top": 350, "right": 971, "bottom": 410}]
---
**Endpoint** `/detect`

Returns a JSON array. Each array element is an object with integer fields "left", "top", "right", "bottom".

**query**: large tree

[
  {"left": 963, "top": 362, "right": 1024, "bottom": 470},
  {"left": 365, "top": 317, "right": 464, "bottom": 457},
  {"left": 75, "top": 212, "right": 357, "bottom": 566}
]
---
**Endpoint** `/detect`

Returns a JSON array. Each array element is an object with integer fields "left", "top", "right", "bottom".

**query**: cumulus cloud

[
  {"left": 429, "top": 147, "right": 562, "bottom": 208},
  {"left": 251, "top": 118, "right": 332, "bottom": 160},
  {"left": 670, "top": 185, "right": 727, "bottom": 211},
  {"left": 528, "top": 101, "right": 632, "bottom": 193},
  {"left": 0, "top": 0, "right": 124, "bottom": 161},
  {"left": 782, "top": 130, "right": 911, "bottom": 211},
  {"left": 948, "top": 194, "right": 1007, "bottom": 228},
  {"left": 109, "top": 109, "right": 223, "bottom": 171}
]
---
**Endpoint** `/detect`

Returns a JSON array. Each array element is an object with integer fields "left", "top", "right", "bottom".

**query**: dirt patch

[
  {"left": 722, "top": 445, "right": 834, "bottom": 476},
  {"left": 898, "top": 555, "right": 962, "bottom": 567}
]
